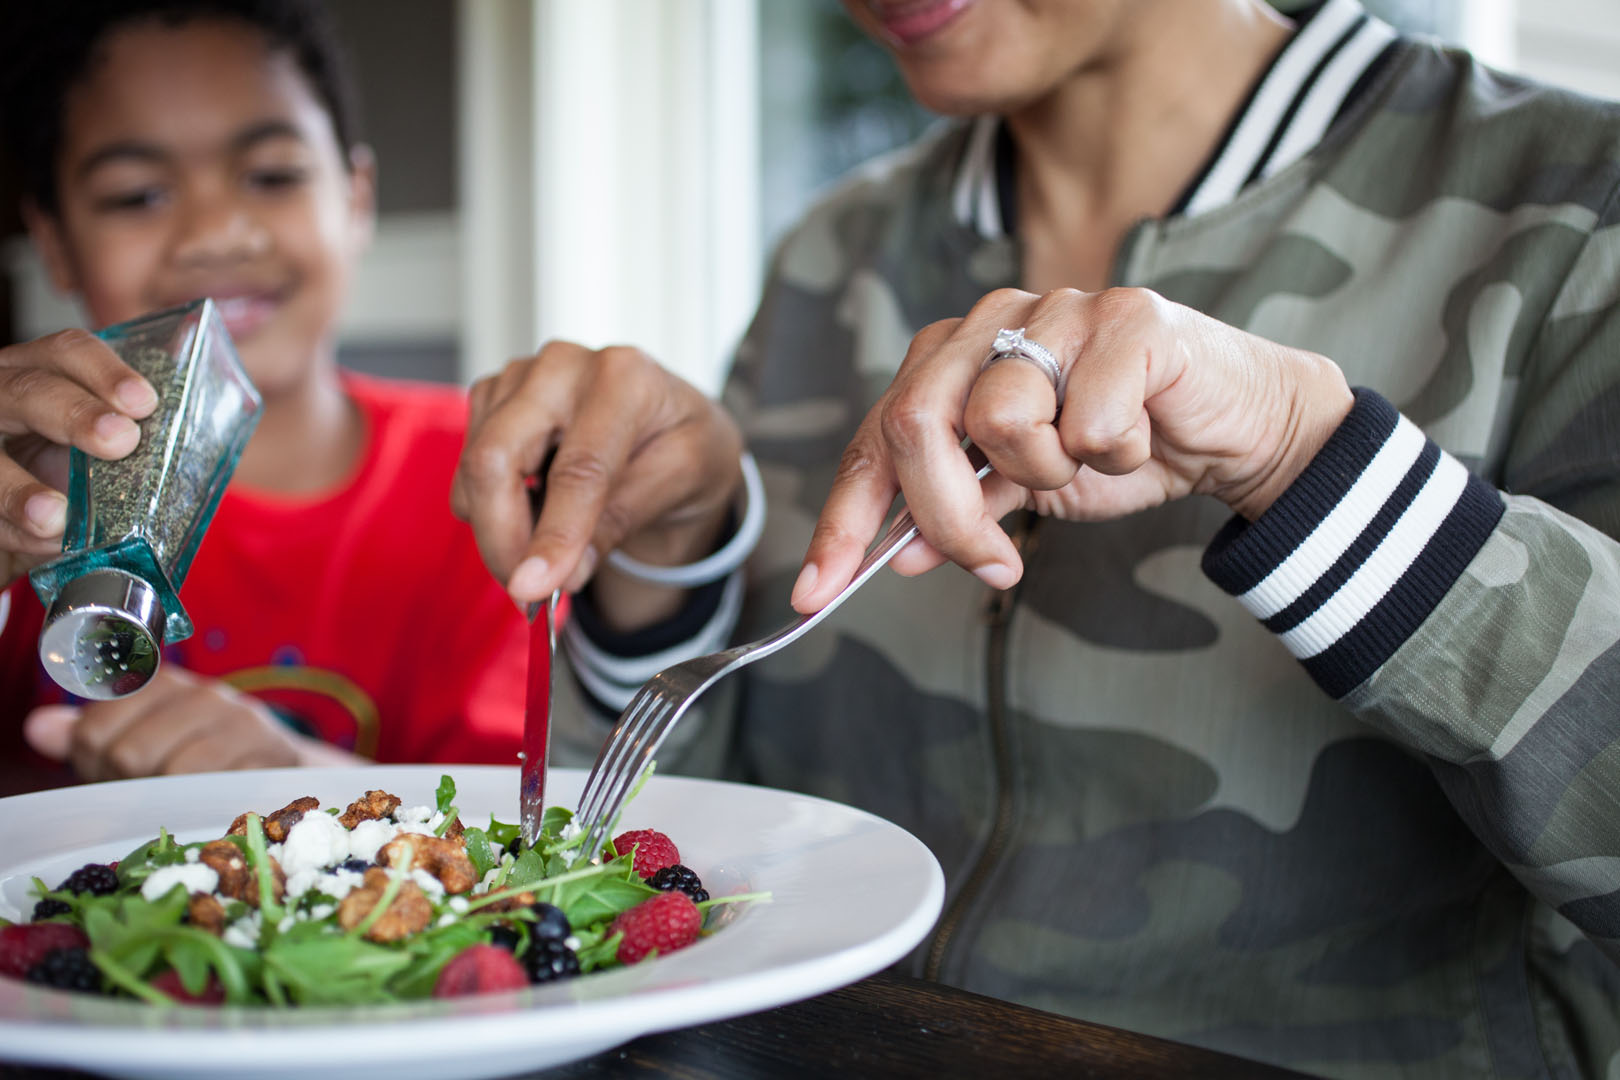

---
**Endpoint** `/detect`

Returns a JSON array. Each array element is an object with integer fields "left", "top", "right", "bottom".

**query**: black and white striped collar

[{"left": 949, "top": 0, "right": 1399, "bottom": 238}]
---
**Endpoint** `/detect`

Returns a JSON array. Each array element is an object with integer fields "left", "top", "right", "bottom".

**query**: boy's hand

[
  {"left": 22, "top": 665, "right": 363, "bottom": 780},
  {"left": 0, "top": 330, "right": 158, "bottom": 585},
  {"left": 452, "top": 342, "right": 744, "bottom": 613}
]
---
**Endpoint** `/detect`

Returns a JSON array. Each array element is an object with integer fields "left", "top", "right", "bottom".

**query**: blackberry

[
  {"left": 337, "top": 858, "right": 372, "bottom": 874},
  {"left": 488, "top": 924, "right": 522, "bottom": 953},
  {"left": 25, "top": 947, "right": 102, "bottom": 994},
  {"left": 32, "top": 898, "right": 72, "bottom": 921},
  {"left": 60, "top": 863, "right": 119, "bottom": 896},
  {"left": 529, "top": 901, "right": 570, "bottom": 942},
  {"left": 504, "top": 836, "right": 524, "bottom": 859},
  {"left": 523, "top": 938, "right": 579, "bottom": 984},
  {"left": 648, "top": 864, "right": 709, "bottom": 904}
]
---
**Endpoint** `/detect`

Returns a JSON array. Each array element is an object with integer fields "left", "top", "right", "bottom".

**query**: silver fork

[{"left": 572, "top": 451, "right": 995, "bottom": 864}]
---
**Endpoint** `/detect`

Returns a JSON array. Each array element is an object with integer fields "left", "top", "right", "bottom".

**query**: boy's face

[{"left": 26, "top": 18, "right": 374, "bottom": 398}]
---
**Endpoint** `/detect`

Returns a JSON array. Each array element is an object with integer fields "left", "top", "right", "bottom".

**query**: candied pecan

[
  {"left": 376, "top": 834, "right": 478, "bottom": 895},
  {"left": 198, "top": 840, "right": 251, "bottom": 897},
  {"left": 198, "top": 840, "right": 284, "bottom": 908},
  {"left": 478, "top": 890, "right": 536, "bottom": 914},
  {"left": 262, "top": 796, "right": 320, "bottom": 842},
  {"left": 225, "top": 796, "right": 318, "bottom": 841},
  {"left": 186, "top": 893, "right": 226, "bottom": 936},
  {"left": 336, "top": 868, "right": 433, "bottom": 942},
  {"left": 338, "top": 790, "right": 402, "bottom": 829},
  {"left": 441, "top": 816, "right": 465, "bottom": 841}
]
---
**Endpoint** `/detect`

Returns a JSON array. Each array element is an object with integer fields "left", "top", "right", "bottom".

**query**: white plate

[{"left": 0, "top": 765, "right": 944, "bottom": 1080}]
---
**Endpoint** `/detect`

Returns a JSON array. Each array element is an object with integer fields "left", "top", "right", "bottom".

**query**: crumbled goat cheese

[
  {"left": 393, "top": 804, "right": 434, "bottom": 826},
  {"left": 286, "top": 865, "right": 366, "bottom": 901},
  {"left": 410, "top": 869, "right": 445, "bottom": 897},
  {"left": 184, "top": 847, "right": 200, "bottom": 863},
  {"left": 447, "top": 896, "right": 469, "bottom": 914},
  {"left": 140, "top": 863, "right": 220, "bottom": 901},
  {"left": 348, "top": 818, "right": 401, "bottom": 862},
  {"left": 278, "top": 811, "right": 353, "bottom": 877},
  {"left": 222, "top": 910, "right": 262, "bottom": 949}
]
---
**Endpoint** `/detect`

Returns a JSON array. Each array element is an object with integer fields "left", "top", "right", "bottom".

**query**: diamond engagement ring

[{"left": 984, "top": 327, "right": 1063, "bottom": 393}]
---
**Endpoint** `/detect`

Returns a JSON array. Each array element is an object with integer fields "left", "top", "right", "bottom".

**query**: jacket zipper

[{"left": 923, "top": 511, "right": 1039, "bottom": 980}]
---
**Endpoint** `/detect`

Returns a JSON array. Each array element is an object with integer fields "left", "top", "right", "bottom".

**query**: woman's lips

[{"left": 868, "top": 0, "right": 977, "bottom": 45}]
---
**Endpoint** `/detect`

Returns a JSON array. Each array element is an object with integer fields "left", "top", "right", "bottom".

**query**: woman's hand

[
  {"left": 452, "top": 342, "right": 743, "bottom": 628},
  {"left": 792, "top": 287, "right": 1353, "bottom": 611},
  {"left": 0, "top": 330, "right": 157, "bottom": 586},
  {"left": 22, "top": 666, "right": 361, "bottom": 780}
]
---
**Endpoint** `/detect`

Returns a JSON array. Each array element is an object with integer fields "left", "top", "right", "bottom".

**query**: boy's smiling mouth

[{"left": 185, "top": 290, "right": 283, "bottom": 341}]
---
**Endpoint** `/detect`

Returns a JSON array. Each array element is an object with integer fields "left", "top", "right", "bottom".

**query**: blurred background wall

[{"left": 4, "top": 0, "right": 1616, "bottom": 397}]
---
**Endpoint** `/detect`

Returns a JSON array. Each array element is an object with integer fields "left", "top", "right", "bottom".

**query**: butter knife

[{"left": 520, "top": 456, "right": 559, "bottom": 848}]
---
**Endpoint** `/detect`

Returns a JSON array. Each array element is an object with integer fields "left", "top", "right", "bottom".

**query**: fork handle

[{"left": 739, "top": 447, "right": 995, "bottom": 663}]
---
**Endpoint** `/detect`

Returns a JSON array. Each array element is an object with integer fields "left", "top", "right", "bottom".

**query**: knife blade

[
  {"left": 520, "top": 452, "right": 559, "bottom": 848},
  {"left": 520, "top": 587, "right": 558, "bottom": 847}
]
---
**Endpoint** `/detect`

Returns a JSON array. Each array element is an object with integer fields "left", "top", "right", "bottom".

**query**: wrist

[{"left": 1228, "top": 354, "right": 1354, "bottom": 521}]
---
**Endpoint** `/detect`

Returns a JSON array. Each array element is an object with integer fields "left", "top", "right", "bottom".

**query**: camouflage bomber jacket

[{"left": 697, "top": 13, "right": 1620, "bottom": 1080}]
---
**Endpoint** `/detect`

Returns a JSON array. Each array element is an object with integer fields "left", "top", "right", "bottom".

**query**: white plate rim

[{"left": 0, "top": 765, "right": 945, "bottom": 1077}]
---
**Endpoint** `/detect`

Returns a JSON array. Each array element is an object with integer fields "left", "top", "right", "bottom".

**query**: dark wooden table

[{"left": 1, "top": 971, "right": 1316, "bottom": 1080}]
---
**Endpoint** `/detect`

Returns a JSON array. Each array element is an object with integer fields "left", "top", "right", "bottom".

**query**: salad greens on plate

[{"left": 2, "top": 772, "right": 765, "bottom": 1005}]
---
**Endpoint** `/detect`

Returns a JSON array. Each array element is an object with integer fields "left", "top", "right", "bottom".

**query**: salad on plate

[{"left": 1, "top": 772, "right": 762, "bottom": 1006}]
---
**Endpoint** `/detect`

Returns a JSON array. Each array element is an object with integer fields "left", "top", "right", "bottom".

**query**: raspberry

[
  {"left": 529, "top": 901, "right": 570, "bottom": 942},
  {"left": 32, "top": 899, "right": 72, "bottom": 921},
  {"left": 523, "top": 938, "right": 580, "bottom": 984},
  {"left": 25, "top": 947, "right": 102, "bottom": 994},
  {"left": 610, "top": 891, "right": 702, "bottom": 965},
  {"left": 0, "top": 923, "right": 91, "bottom": 979},
  {"left": 648, "top": 864, "right": 709, "bottom": 903},
  {"left": 60, "top": 864, "right": 119, "bottom": 896},
  {"left": 432, "top": 943, "right": 528, "bottom": 998},
  {"left": 150, "top": 969, "right": 225, "bottom": 1005},
  {"left": 611, "top": 829, "right": 680, "bottom": 879}
]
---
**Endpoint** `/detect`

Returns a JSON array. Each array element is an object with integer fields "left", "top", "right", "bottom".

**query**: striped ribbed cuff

[{"left": 1202, "top": 389, "right": 1504, "bottom": 698}]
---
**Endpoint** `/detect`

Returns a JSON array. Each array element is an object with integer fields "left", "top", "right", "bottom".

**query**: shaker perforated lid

[{"left": 38, "top": 568, "right": 166, "bottom": 700}]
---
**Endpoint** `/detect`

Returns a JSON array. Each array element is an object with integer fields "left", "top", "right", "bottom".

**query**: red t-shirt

[{"left": 1, "top": 373, "right": 531, "bottom": 779}]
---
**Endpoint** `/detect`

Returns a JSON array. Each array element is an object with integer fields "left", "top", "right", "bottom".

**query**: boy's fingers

[
  {"left": 33, "top": 330, "right": 158, "bottom": 416},
  {"left": 69, "top": 671, "right": 201, "bottom": 781},
  {"left": 23, "top": 705, "right": 80, "bottom": 761},
  {"left": 0, "top": 369, "right": 141, "bottom": 461},
  {"left": 0, "top": 331, "right": 155, "bottom": 461},
  {"left": 0, "top": 454, "right": 70, "bottom": 549}
]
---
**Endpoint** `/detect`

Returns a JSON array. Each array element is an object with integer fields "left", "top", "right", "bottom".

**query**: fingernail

[
  {"left": 790, "top": 562, "right": 818, "bottom": 607},
  {"left": 115, "top": 377, "right": 157, "bottom": 414},
  {"left": 94, "top": 412, "right": 139, "bottom": 447},
  {"left": 973, "top": 563, "right": 1017, "bottom": 590},
  {"left": 509, "top": 556, "right": 549, "bottom": 601},
  {"left": 24, "top": 491, "right": 67, "bottom": 535},
  {"left": 563, "top": 545, "right": 599, "bottom": 594},
  {"left": 24, "top": 705, "right": 81, "bottom": 761}
]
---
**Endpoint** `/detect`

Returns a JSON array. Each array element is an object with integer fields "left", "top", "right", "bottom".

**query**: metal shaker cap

[{"left": 38, "top": 568, "right": 166, "bottom": 700}]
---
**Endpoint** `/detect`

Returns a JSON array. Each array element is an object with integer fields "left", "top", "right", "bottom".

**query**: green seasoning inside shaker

[{"left": 28, "top": 299, "right": 262, "bottom": 699}]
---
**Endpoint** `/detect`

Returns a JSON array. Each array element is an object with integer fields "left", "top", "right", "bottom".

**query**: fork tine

[
  {"left": 576, "top": 687, "right": 660, "bottom": 834},
  {"left": 580, "top": 696, "right": 679, "bottom": 861}
]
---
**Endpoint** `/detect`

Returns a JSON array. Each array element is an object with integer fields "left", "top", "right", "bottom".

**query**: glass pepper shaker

[{"left": 28, "top": 299, "right": 262, "bottom": 699}]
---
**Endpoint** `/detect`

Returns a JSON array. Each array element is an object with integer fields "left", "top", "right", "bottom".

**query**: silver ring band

[{"left": 983, "top": 327, "right": 1062, "bottom": 392}]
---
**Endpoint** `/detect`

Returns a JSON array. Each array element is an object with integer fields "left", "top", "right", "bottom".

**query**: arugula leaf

[
  {"left": 435, "top": 775, "right": 456, "bottom": 815},
  {"left": 241, "top": 813, "right": 283, "bottom": 939},
  {"left": 484, "top": 816, "right": 520, "bottom": 851},
  {"left": 462, "top": 827, "right": 496, "bottom": 879},
  {"left": 263, "top": 934, "right": 413, "bottom": 1005}
]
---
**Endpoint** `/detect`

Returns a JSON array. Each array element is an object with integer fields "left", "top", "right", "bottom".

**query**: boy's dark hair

[{"left": 0, "top": 0, "right": 362, "bottom": 216}]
